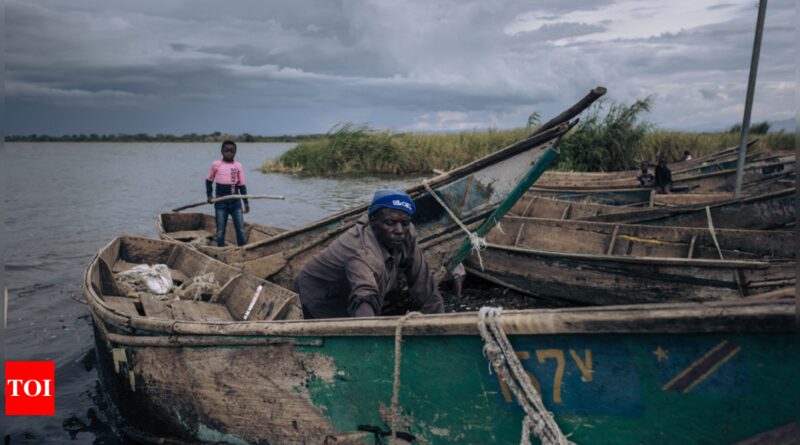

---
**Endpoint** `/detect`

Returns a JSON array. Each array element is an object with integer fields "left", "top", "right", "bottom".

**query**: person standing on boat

[
  {"left": 636, "top": 161, "right": 654, "bottom": 187},
  {"left": 206, "top": 140, "right": 250, "bottom": 246},
  {"left": 682, "top": 150, "right": 693, "bottom": 161},
  {"left": 654, "top": 157, "right": 673, "bottom": 193},
  {"left": 294, "top": 189, "right": 444, "bottom": 319}
]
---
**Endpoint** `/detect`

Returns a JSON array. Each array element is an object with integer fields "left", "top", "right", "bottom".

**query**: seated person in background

[
  {"left": 654, "top": 157, "right": 673, "bottom": 193},
  {"left": 294, "top": 189, "right": 444, "bottom": 319},
  {"left": 682, "top": 150, "right": 693, "bottom": 161},
  {"left": 636, "top": 162, "right": 654, "bottom": 187}
]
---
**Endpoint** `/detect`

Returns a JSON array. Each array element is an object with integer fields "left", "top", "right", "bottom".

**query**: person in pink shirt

[{"left": 205, "top": 140, "right": 250, "bottom": 246}]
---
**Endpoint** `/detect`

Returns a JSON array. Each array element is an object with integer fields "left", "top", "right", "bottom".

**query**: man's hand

[
  {"left": 244, "top": 203, "right": 250, "bottom": 214},
  {"left": 354, "top": 302, "right": 375, "bottom": 317},
  {"left": 207, "top": 196, "right": 213, "bottom": 204}
]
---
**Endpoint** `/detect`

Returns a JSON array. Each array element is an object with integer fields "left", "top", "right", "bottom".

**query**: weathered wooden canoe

[
  {"left": 532, "top": 156, "right": 795, "bottom": 194},
  {"left": 511, "top": 188, "right": 796, "bottom": 230},
  {"left": 526, "top": 187, "right": 656, "bottom": 206},
  {"left": 156, "top": 211, "right": 286, "bottom": 249},
  {"left": 464, "top": 217, "right": 795, "bottom": 305},
  {"left": 586, "top": 188, "right": 797, "bottom": 229},
  {"left": 85, "top": 238, "right": 799, "bottom": 444},
  {"left": 536, "top": 142, "right": 766, "bottom": 188}
]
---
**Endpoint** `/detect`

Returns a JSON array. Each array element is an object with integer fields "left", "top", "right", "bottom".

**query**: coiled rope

[
  {"left": 477, "top": 307, "right": 574, "bottom": 445},
  {"left": 421, "top": 180, "right": 487, "bottom": 270}
]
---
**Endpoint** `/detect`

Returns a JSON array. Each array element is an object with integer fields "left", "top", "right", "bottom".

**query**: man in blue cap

[{"left": 294, "top": 189, "right": 444, "bottom": 319}]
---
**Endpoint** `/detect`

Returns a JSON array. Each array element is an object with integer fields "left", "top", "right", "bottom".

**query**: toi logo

[{"left": 5, "top": 361, "right": 56, "bottom": 416}]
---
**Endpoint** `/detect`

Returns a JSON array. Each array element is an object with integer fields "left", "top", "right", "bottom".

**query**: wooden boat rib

[
  {"left": 156, "top": 211, "right": 286, "bottom": 248},
  {"left": 85, "top": 236, "right": 799, "bottom": 444},
  {"left": 463, "top": 217, "right": 795, "bottom": 305}
]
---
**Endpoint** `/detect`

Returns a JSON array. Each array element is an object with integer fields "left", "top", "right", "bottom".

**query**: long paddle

[{"left": 172, "top": 194, "right": 285, "bottom": 212}]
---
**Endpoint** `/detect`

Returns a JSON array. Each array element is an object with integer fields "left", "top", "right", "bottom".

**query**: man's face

[{"left": 369, "top": 208, "right": 411, "bottom": 249}]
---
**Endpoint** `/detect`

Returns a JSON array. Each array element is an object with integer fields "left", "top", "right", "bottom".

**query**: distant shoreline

[{"left": 5, "top": 132, "right": 326, "bottom": 143}]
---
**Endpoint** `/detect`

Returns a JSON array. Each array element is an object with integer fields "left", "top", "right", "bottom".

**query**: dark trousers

[{"left": 214, "top": 200, "right": 246, "bottom": 246}]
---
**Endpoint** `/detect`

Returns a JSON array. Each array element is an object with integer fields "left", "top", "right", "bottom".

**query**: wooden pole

[
  {"left": 533, "top": 86, "right": 607, "bottom": 137},
  {"left": 172, "top": 194, "right": 285, "bottom": 212},
  {"left": 734, "top": 0, "right": 768, "bottom": 198}
]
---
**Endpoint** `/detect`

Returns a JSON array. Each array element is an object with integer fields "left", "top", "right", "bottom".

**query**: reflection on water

[{"left": 3, "top": 142, "right": 421, "bottom": 443}]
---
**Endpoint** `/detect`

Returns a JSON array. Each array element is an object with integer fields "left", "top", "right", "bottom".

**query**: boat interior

[
  {"left": 90, "top": 236, "right": 303, "bottom": 323},
  {"left": 158, "top": 212, "right": 285, "bottom": 247}
]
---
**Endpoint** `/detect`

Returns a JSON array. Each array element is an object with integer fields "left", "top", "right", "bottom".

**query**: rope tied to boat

[
  {"left": 477, "top": 307, "right": 574, "bottom": 445},
  {"left": 421, "top": 179, "right": 488, "bottom": 270},
  {"left": 390, "top": 311, "right": 421, "bottom": 445}
]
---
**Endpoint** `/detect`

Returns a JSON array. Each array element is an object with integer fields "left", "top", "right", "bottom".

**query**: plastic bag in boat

[{"left": 118, "top": 264, "right": 173, "bottom": 294}]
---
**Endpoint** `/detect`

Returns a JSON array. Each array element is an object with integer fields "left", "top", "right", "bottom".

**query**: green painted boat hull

[{"left": 95, "top": 327, "right": 799, "bottom": 444}]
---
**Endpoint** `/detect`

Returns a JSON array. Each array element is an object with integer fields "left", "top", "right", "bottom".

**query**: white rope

[
  {"left": 390, "top": 311, "right": 421, "bottom": 444},
  {"left": 478, "top": 307, "right": 574, "bottom": 445},
  {"left": 422, "top": 180, "right": 488, "bottom": 270}
]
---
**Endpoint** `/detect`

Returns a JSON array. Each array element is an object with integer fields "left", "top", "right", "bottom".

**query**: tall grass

[
  {"left": 641, "top": 131, "right": 793, "bottom": 163},
  {"left": 554, "top": 98, "right": 653, "bottom": 172},
  {"left": 260, "top": 103, "right": 793, "bottom": 175},
  {"left": 260, "top": 123, "right": 529, "bottom": 175}
]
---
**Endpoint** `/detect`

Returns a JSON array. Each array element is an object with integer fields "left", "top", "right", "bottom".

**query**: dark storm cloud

[{"left": 5, "top": 0, "right": 795, "bottom": 135}]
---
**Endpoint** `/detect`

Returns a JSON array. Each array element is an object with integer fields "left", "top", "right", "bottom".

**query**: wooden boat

[
  {"left": 198, "top": 87, "right": 611, "bottom": 287},
  {"left": 85, "top": 238, "right": 799, "bottom": 444},
  {"left": 585, "top": 188, "right": 796, "bottom": 229},
  {"left": 532, "top": 156, "right": 795, "bottom": 194},
  {"left": 511, "top": 188, "right": 796, "bottom": 230},
  {"left": 156, "top": 211, "right": 286, "bottom": 248},
  {"left": 535, "top": 143, "right": 779, "bottom": 188},
  {"left": 464, "top": 217, "right": 795, "bottom": 305},
  {"left": 526, "top": 187, "right": 656, "bottom": 206}
]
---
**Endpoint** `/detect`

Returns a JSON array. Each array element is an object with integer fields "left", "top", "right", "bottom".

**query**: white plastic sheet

[{"left": 118, "top": 264, "right": 173, "bottom": 295}]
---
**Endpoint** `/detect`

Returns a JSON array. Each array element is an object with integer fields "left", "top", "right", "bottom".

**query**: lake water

[{"left": 2, "top": 142, "right": 421, "bottom": 443}]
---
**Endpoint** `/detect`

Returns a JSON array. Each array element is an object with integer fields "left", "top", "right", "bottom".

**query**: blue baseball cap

[{"left": 367, "top": 189, "right": 416, "bottom": 216}]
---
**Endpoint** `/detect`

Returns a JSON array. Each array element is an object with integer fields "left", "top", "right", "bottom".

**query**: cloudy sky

[{"left": 5, "top": 0, "right": 795, "bottom": 136}]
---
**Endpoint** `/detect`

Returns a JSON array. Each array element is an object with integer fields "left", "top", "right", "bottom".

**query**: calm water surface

[{"left": 3, "top": 142, "right": 420, "bottom": 443}]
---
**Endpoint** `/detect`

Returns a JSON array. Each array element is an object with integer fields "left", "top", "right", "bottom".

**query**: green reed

[{"left": 260, "top": 114, "right": 792, "bottom": 176}]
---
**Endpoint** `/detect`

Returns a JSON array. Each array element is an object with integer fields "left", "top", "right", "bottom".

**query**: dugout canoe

[
  {"left": 84, "top": 238, "right": 799, "bottom": 444},
  {"left": 198, "top": 87, "right": 611, "bottom": 287},
  {"left": 535, "top": 143, "right": 768, "bottom": 188},
  {"left": 526, "top": 187, "right": 657, "bottom": 206},
  {"left": 156, "top": 211, "right": 286, "bottom": 249},
  {"left": 532, "top": 156, "right": 795, "bottom": 194},
  {"left": 464, "top": 217, "right": 795, "bottom": 305},
  {"left": 586, "top": 188, "right": 797, "bottom": 229},
  {"left": 511, "top": 188, "right": 796, "bottom": 229}
]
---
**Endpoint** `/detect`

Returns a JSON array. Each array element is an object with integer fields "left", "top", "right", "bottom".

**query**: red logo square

[{"left": 5, "top": 361, "right": 56, "bottom": 416}]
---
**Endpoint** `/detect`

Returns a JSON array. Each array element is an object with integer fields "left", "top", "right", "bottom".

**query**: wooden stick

[
  {"left": 172, "top": 194, "right": 285, "bottom": 212},
  {"left": 606, "top": 225, "right": 620, "bottom": 255},
  {"left": 532, "top": 86, "right": 606, "bottom": 136}
]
